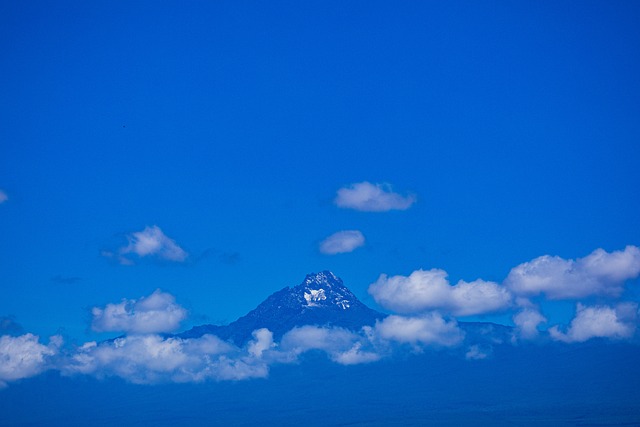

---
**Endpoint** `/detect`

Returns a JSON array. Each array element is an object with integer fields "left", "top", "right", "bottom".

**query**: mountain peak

[
  {"left": 179, "top": 271, "right": 384, "bottom": 345},
  {"left": 296, "top": 271, "right": 354, "bottom": 310},
  {"left": 301, "top": 270, "right": 341, "bottom": 286}
]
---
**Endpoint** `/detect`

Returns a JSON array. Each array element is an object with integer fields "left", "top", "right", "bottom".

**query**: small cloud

[
  {"left": 330, "top": 342, "right": 381, "bottom": 365},
  {"left": 319, "top": 230, "right": 365, "bottom": 255},
  {"left": 91, "top": 290, "right": 187, "bottom": 334},
  {"left": 549, "top": 303, "right": 637, "bottom": 343},
  {"left": 504, "top": 246, "right": 640, "bottom": 299},
  {"left": 0, "top": 190, "right": 7, "bottom": 204},
  {"left": 374, "top": 313, "right": 464, "bottom": 347},
  {"left": 122, "top": 225, "right": 188, "bottom": 262},
  {"left": 334, "top": 182, "right": 416, "bottom": 212},
  {"left": 369, "top": 269, "right": 512, "bottom": 316},
  {"left": 51, "top": 275, "right": 82, "bottom": 285},
  {"left": 108, "top": 226, "right": 188, "bottom": 264},
  {"left": 0, "top": 334, "right": 61, "bottom": 388},
  {"left": 465, "top": 344, "right": 492, "bottom": 360}
]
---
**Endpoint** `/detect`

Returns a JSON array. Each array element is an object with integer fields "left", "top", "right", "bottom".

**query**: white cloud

[
  {"left": 549, "top": 303, "right": 637, "bottom": 343},
  {"left": 513, "top": 308, "right": 547, "bottom": 340},
  {"left": 330, "top": 342, "right": 381, "bottom": 365},
  {"left": 64, "top": 333, "right": 269, "bottom": 383},
  {"left": 374, "top": 314, "right": 464, "bottom": 347},
  {"left": 319, "top": 230, "right": 365, "bottom": 255},
  {"left": 91, "top": 290, "right": 187, "bottom": 334},
  {"left": 504, "top": 246, "right": 640, "bottom": 299},
  {"left": 247, "top": 328, "right": 275, "bottom": 358},
  {"left": 0, "top": 334, "right": 61, "bottom": 387},
  {"left": 280, "top": 326, "right": 357, "bottom": 355},
  {"left": 369, "top": 269, "right": 512, "bottom": 316},
  {"left": 279, "top": 326, "right": 380, "bottom": 365},
  {"left": 64, "top": 326, "right": 383, "bottom": 385},
  {"left": 119, "top": 225, "right": 188, "bottom": 263},
  {"left": 0, "top": 190, "right": 7, "bottom": 204},
  {"left": 334, "top": 182, "right": 416, "bottom": 212}
]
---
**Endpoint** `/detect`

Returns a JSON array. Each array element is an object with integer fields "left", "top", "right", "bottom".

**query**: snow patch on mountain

[
  {"left": 304, "top": 289, "right": 327, "bottom": 306},
  {"left": 298, "top": 271, "right": 355, "bottom": 310}
]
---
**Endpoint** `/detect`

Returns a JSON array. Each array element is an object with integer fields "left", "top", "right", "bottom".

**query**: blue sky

[{"left": 1, "top": 0, "right": 640, "bottom": 372}]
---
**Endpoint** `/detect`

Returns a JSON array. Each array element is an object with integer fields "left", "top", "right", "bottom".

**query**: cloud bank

[
  {"left": 319, "top": 230, "right": 365, "bottom": 255},
  {"left": 64, "top": 333, "right": 270, "bottom": 383},
  {"left": 334, "top": 182, "right": 416, "bottom": 212},
  {"left": 0, "top": 190, "right": 7, "bottom": 204}
]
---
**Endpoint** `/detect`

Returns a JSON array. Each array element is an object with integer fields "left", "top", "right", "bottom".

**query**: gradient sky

[{"left": 1, "top": 1, "right": 640, "bottom": 344}]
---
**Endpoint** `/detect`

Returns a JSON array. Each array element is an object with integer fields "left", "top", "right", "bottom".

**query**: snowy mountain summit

[
  {"left": 301, "top": 271, "right": 353, "bottom": 309},
  {"left": 179, "top": 271, "right": 383, "bottom": 345}
]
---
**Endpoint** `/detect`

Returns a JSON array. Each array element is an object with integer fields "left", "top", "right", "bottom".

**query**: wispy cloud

[
  {"left": 110, "top": 226, "right": 188, "bottom": 264},
  {"left": 505, "top": 246, "right": 640, "bottom": 299},
  {"left": 319, "top": 230, "right": 365, "bottom": 255},
  {"left": 549, "top": 303, "right": 637, "bottom": 343},
  {"left": 369, "top": 269, "right": 512, "bottom": 316},
  {"left": 334, "top": 182, "right": 416, "bottom": 212},
  {"left": 465, "top": 344, "right": 492, "bottom": 360},
  {"left": 91, "top": 290, "right": 187, "bottom": 334},
  {"left": 0, "top": 190, "right": 7, "bottom": 204}
]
